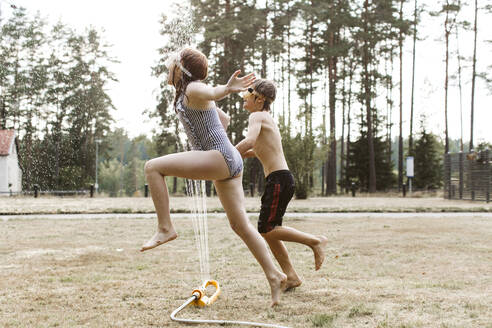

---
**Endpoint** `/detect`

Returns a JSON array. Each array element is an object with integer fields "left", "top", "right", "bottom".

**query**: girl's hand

[{"left": 226, "top": 70, "right": 256, "bottom": 93}]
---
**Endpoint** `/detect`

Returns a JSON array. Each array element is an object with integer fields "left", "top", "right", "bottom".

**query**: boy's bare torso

[{"left": 253, "top": 112, "right": 289, "bottom": 177}]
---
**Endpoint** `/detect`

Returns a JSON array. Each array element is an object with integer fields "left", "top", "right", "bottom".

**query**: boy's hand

[
  {"left": 242, "top": 149, "right": 256, "bottom": 158},
  {"left": 226, "top": 70, "right": 256, "bottom": 93}
]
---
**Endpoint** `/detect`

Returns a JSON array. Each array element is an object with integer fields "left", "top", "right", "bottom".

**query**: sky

[{"left": 1, "top": 0, "right": 491, "bottom": 145}]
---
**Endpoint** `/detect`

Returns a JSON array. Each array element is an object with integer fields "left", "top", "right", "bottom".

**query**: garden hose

[{"left": 170, "top": 280, "right": 291, "bottom": 328}]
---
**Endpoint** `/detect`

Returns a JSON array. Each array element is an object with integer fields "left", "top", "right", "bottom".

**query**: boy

[{"left": 236, "top": 79, "right": 328, "bottom": 291}]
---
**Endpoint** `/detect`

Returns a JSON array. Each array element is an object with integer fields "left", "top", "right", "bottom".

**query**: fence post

[
  {"left": 90, "top": 185, "right": 94, "bottom": 198},
  {"left": 459, "top": 152, "right": 464, "bottom": 199},
  {"left": 144, "top": 184, "right": 149, "bottom": 198},
  {"left": 446, "top": 153, "right": 452, "bottom": 200},
  {"left": 351, "top": 182, "right": 356, "bottom": 197},
  {"left": 34, "top": 184, "right": 39, "bottom": 198},
  {"left": 486, "top": 149, "right": 490, "bottom": 203}
]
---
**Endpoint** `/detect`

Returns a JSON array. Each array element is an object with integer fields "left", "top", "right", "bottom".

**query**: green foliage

[
  {"left": 346, "top": 119, "right": 396, "bottom": 191},
  {"left": 413, "top": 124, "right": 443, "bottom": 190},
  {"left": 99, "top": 159, "right": 124, "bottom": 197},
  {"left": 281, "top": 124, "right": 315, "bottom": 199},
  {"left": 0, "top": 7, "right": 116, "bottom": 191},
  {"left": 475, "top": 141, "right": 491, "bottom": 152},
  {"left": 98, "top": 131, "right": 154, "bottom": 196},
  {"left": 1, "top": 0, "right": 479, "bottom": 197}
]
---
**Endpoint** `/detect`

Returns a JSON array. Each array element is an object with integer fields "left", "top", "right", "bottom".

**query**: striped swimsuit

[{"left": 176, "top": 95, "right": 243, "bottom": 178}]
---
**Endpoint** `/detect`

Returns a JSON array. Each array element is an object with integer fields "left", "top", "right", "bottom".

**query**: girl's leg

[
  {"left": 262, "top": 236, "right": 302, "bottom": 291},
  {"left": 264, "top": 226, "right": 328, "bottom": 271},
  {"left": 141, "top": 150, "right": 230, "bottom": 252},
  {"left": 214, "top": 176, "right": 287, "bottom": 307}
]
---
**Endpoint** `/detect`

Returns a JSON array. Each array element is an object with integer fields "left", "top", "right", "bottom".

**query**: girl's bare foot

[
  {"left": 269, "top": 272, "right": 287, "bottom": 307},
  {"left": 312, "top": 235, "right": 328, "bottom": 270},
  {"left": 140, "top": 227, "right": 177, "bottom": 252},
  {"left": 283, "top": 278, "right": 302, "bottom": 292}
]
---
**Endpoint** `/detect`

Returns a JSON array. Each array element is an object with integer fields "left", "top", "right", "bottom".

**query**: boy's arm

[
  {"left": 235, "top": 113, "right": 262, "bottom": 156},
  {"left": 242, "top": 150, "right": 256, "bottom": 158},
  {"left": 186, "top": 70, "right": 255, "bottom": 101},
  {"left": 216, "top": 108, "right": 230, "bottom": 130}
]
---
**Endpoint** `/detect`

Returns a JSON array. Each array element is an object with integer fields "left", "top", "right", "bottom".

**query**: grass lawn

[
  {"left": 1, "top": 214, "right": 491, "bottom": 327},
  {"left": 1, "top": 195, "right": 491, "bottom": 214}
]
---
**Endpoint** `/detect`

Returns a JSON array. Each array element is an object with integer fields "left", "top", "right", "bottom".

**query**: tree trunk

[
  {"left": 327, "top": 30, "right": 338, "bottom": 195},
  {"left": 470, "top": 0, "right": 477, "bottom": 151},
  {"left": 287, "top": 8, "right": 292, "bottom": 130},
  {"left": 322, "top": 68, "right": 328, "bottom": 195},
  {"left": 261, "top": 0, "right": 268, "bottom": 78},
  {"left": 308, "top": 17, "right": 314, "bottom": 191},
  {"left": 173, "top": 123, "right": 180, "bottom": 194},
  {"left": 385, "top": 42, "right": 391, "bottom": 165},
  {"left": 346, "top": 60, "right": 354, "bottom": 192},
  {"left": 444, "top": 2, "right": 450, "bottom": 154},
  {"left": 281, "top": 49, "right": 286, "bottom": 127},
  {"left": 321, "top": 162, "right": 325, "bottom": 195},
  {"left": 364, "top": 0, "right": 376, "bottom": 193},
  {"left": 398, "top": 0, "right": 404, "bottom": 191},
  {"left": 409, "top": 0, "right": 417, "bottom": 153},
  {"left": 388, "top": 45, "right": 394, "bottom": 166},
  {"left": 455, "top": 24, "right": 464, "bottom": 152},
  {"left": 340, "top": 57, "right": 346, "bottom": 189}
]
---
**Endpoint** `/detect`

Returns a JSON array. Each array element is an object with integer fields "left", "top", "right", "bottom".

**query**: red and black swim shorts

[{"left": 258, "top": 170, "right": 295, "bottom": 233}]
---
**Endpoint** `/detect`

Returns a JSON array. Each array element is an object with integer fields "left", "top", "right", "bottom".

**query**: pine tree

[
  {"left": 413, "top": 120, "right": 443, "bottom": 189},
  {"left": 320, "top": 0, "right": 353, "bottom": 195},
  {"left": 346, "top": 111, "right": 396, "bottom": 191},
  {"left": 351, "top": 0, "right": 405, "bottom": 192}
]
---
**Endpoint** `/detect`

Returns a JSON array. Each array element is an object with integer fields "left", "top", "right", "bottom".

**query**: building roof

[{"left": 0, "top": 129, "right": 15, "bottom": 156}]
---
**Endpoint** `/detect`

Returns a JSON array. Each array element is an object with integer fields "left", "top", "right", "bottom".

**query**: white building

[{"left": 0, "top": 129, "right": 22, "bottom": 195}]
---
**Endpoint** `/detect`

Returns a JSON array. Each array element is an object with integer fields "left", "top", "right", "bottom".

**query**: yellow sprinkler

[{"left": 191, "top": 279, "right": 221, "bottom": 307}]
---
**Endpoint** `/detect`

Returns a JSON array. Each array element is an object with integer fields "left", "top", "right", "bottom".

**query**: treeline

[
  {"left": 148, "top": 0, "right": 491, "bottom": 197},
  {"left": 1, "top": 2, "right": 490, "bottom": 197},
  {"left": 98, "top": 132, "right": 452, "bottom": 197},
  {"left": 0, "top": 8, "right": 116, "bottom": 191}
]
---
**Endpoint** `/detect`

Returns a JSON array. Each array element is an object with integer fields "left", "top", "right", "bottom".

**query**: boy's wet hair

[{"left": 253, "top": 79, "right": 276, "bottom": 111}]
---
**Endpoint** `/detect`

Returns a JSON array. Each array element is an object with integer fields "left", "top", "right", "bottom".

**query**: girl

[{"left": 141, "top": 48, "right": 286, "bottom": 306}]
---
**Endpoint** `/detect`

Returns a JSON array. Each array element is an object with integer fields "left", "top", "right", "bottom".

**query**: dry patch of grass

[{"left": 1, "top": 214, "right": 491, "bottom": 327}]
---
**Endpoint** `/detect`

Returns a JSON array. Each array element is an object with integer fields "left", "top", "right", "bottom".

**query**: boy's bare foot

[
  {"left": 140, "top": 228, "right": 177, "bottom": 252},
  {"left": 283, "top": 278, "right": 302, "bottom": 292},
  {"left": 269, "top": 272, "right": 287, "bottom": 307},
  {"left": 312, "top": 235, "right": 328, "bottom": 271}
]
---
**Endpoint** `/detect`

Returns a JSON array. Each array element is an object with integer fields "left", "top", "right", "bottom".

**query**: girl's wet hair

[
  {"left": 253, "top": 79, "right": 276, "bottom": 111},
  {"left": 172, "top": 48, "right": 208, "bottom": 108}
]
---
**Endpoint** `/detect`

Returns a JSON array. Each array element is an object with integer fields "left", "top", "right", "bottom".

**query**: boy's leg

[
  {"left": 262, "top": 234, "right": 302, "bottom": 291},
  {"left": 214, "top": 176, "right": 287, "bottom": 307},
  {"left": 265, "top": 226, "right": 328, "bottom": 271},
  {"left": 141, "top": 150, "right": 230, "bottom": 252}
]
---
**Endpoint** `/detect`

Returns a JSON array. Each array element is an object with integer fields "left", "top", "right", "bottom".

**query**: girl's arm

[{"left": 186, "top": 70, "right": 255, "bottom": 102}]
